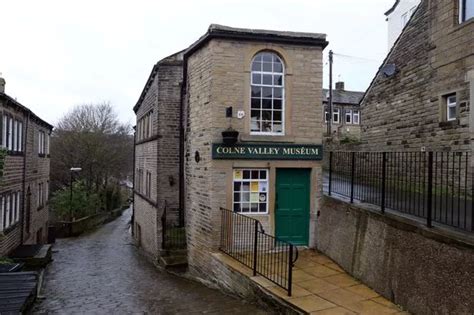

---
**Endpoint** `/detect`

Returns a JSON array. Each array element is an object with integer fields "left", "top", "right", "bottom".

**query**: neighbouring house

[
  {"left": 0, "top": 76, "right": 53, "bottom": 257},
  {"left": 362, "top": 0, "right": 473, "bottom": 152},
  {"left": 133, "top": 24, "right": 327, "bottom": 278},
  {"left": 385, "top": 0, "right": 421, "bottom": 49},
  {"left": 323, "top": 81, "right": 364, "bottom": 139}
]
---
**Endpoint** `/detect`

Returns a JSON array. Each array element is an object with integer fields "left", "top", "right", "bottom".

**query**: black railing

[
  {"left": 326, "top": 151, "right": 473, "bottom": 232},
  {"left": 162, "top": 201, "right": 186, "bottom": 250},
  {"left": 219, "top": 207, "right": 298, "bottom": 296}
]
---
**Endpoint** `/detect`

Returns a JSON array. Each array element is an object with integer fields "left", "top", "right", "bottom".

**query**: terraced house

[{"left": 0, "top": 76, "right": 53, "bottom": 256}]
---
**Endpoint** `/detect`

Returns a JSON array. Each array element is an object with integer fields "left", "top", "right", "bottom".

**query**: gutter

[
  {"left": 20, "top": 111, "right": 30, "bottom": 244},
  {"left": 178, "top": 57, "right": 187, "bottom": 227}
]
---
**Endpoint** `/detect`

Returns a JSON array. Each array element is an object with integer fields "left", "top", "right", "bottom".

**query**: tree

[{"left": 50, "top": 102, "right": 133, "bottom": 218}]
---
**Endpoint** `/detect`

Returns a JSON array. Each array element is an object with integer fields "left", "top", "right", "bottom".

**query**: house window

[
  {"left": 353, "top": 110, "right": 360, "bottom": 125},
  {"left": 333, "top": 108, "right": 340, "bottom": 124},
  {"left": 38, "top": 183, "right": 44, "bottom": 208},
  {"left": 38, "top": 130, "right": 46, "bottom": 155},
  {"left": 145, "top": 171, "right": 151, "bottom": 198},
  {"left": 136, "top": 111, "right": 153, "bottom": 142},
  {"left": 460, "top": 0, "right": 474, "bottom": 23},
  {"left": 345, "top": 110, "right": 352, "bottom": 124},
  {"left": 446, "top": 94, "right": 457, "bottom": 121},
  {"left": 233, "top": 169, "right": 268, "bottom": 214},
  {"left": 0, "top": 191, "right": 21, "bottom": 232},
  {"left": 0, "top": 114, "right": 23, "bottom": 153},
  {"left": 324, "top": 109, "right": 330, "bottom": 123},
  {"left": 250, "top": 52, "right": 285, "bottom": 135}
]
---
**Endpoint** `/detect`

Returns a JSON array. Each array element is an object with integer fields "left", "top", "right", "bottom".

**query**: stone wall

[
  {"left": 133, "top": 52, "right": 183, "bottom": 260},
  {"left": 316, "top": 195, "right": 474, "bottom": 315},
  {"left": 361, "top": 0, "right": 473, "bottom": 152},
  {"left": 184, "top": 37, "right": 325, "bottom": 280}
]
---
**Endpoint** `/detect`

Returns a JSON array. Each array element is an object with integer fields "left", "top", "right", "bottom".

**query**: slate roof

[
  {"left": 322, "top": 89, "right": 364, "bottom": 106},
  {"left": 0, "top": 92, "right": 53, "bottom": 130}
]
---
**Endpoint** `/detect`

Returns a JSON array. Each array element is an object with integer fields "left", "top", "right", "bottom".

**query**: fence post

[
  {"left": 427, "top": 152, "right": 433, "bottom": 228},
  {"left": 350, "top": 152, "right": 355, "bottom": 203},
  {"left": 328, "top": 151, "right": 333, "bottom": 196},
  {"left": 288, "top": 244, "right": 293, "bottom": 297},
  {"left": 381, "top": 152, "right": 386, "bottom": 213},
  {"left": 253, "top": 220, "right": 259, "bottom": 276}
]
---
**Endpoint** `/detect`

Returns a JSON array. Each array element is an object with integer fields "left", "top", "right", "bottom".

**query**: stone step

[{"left": 159, "top": 255, "right": 188, "bottom": 273}]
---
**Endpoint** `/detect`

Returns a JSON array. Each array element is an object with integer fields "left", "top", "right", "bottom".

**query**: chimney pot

[{"left": 335, "top": 81, "right": 344, "bottom": 91}]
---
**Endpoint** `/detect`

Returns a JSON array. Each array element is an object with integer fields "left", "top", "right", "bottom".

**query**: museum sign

[{"left": 212, "top": 143, "right": 323, "bottom": 160}]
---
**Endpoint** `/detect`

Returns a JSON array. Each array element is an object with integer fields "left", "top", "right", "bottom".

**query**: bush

[{"left": 50, "top": 180, "right": 101, "bottom": 220}]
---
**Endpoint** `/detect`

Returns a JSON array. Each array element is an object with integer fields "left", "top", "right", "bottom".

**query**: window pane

[
  {"left": 273, "top": 62, "right": 283, "bottom": 73},
  {"left": 251, "top": 170, "right": 259, "bottom": 179},
  {"left": 262, "top": 74, "right": 272, "bottom": 85},
  {"left": 262, "top": 62, "right": 272, "bottom": 72},
  {"left": 273, "top": 99, "right": 282, "bottom": 110},
  {"left": 259, "top": 203, "right": 266, "bottom": 212},
  {"left": 262, "top": 111, "right": 272, "bottom": 120},
  {"left": 251, "top": 86, "right": 261, "bottom": 98},
  {"left": 448, "top": 106, "right": 456, "bottom": 120},
  {"left": 259, "top": 170, "right": 267, "bottom": 179},
  {"left": 252, "top": 73, "right": 262, "bottom": 84},
  {"left": 251, "top": 61, "right": 262, "bottom": 71},
  {"left": 465, "top": 1, "right": 474, "bottom": 21},
  {"left": 262, "top": 121, "right": 272, "bottom": 132},
  {"left": 262, "top": 99, "right": 272, "bottom": 109},
  {"left": 274, "top": 75, "right": 283, "bottom": 86},
  {"left": 273, "top": 88, "right": 282, "bottom": 99},
  {"left": 262, "top": 87, "right": 272, "bottom": 98},
  {"left": 243, "top": 170, "right": 251, "bottom": 179},
  {"left": 273, "top": 122, "right": 282, "bottom": 132},
  {"left": 251, "top": 203, "right": 258, "bottom": 212},
  {"left": 262, "top": 53, "right": 273, "bottom": 62},
  {"left": 233, "top": 203, "right": 241, "bottom": 212},
  {"left": 254, "top": 54, "right": 263, "bottom": 62},
  {"left": 233, "top": 182, "right": 241, "bottom": 191},
  {"left": 251, "top": 98, "right": 261, "bottom": 109},
  {"left": 273, "top": 111, "right": 282, "bottom": 121}
]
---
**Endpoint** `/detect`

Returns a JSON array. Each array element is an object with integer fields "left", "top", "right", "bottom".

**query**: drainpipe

[
  {"left": 178, "top": 56, "right": 187, "bottom": 227},
  {"left": 131, "top": 126, "right": 136, "bottom": 234}
]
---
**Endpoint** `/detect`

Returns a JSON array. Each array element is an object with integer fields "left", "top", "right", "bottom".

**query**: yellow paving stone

[
  {"left": 251, "top": 276, "right": 275, "bottom": 288},
  {"left": 310, "top": 306, "right": 357, "bottom": 315},
  {"left": 298, "top": 278, "right": 339, "bottom": 294},
  {"left": 317, "top": 288, "right": 367, "bottom": 306},
  {"left": 323, "top": 274, "right": 360, "bottom": 288},
  {"left": 345, "top": 284, "right": 380, "bottom": 299},
  {"left": 311, "top": 255, "right": 334, "bottom": 265},
  {"left": 344, "top": 300, "right": 400, "bottom": 314},
  {"left": 292, "top": 269, "right": 318, "bottom": 283},
  {"left": 325, "top": 262, "right": 345, "bottom": 273},
  {"left": 295, "top": 258, "right": 318, "bottom": 269},
  {"left": 371, "top": 296, "right": 401, "bottom": 310},
  {"left": 303, "top": 265, "right": 341, "bottom": 278},
  {"left": 288, "top": 295, "right": 336, "bottom": 312},
  {"left": 266, "top": 284, "right": 312, "bottom": 299}
]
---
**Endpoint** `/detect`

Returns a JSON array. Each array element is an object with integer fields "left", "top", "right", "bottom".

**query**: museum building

[{"left": 133, "top": 24, "right": 328, "bottom": 275}]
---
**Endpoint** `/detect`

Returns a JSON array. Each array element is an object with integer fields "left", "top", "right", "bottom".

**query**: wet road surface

[{"left": 32, "top": 209, "right": 267, "bottom": 314}]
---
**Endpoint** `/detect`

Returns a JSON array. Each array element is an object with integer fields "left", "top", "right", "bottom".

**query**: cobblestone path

[{"left": 32, "top": 209, "right": 266, "bottom": 314}]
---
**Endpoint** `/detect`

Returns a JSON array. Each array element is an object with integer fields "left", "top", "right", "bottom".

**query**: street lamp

[{"left": 69, "top": 167, "right": 82, "bottom": 234}]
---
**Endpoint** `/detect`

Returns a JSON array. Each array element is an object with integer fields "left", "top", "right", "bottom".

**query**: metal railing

[
  {"left": 326, "top": 151, "right": 473, "bottom": 232},
  {"left": 161, "top": 201, "right": 186, "bottom": 250},
  {"left": 219, "top": 207, "right": 298, "bottom": 296}
]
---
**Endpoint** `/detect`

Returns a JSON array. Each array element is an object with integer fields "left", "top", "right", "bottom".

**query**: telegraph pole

[{"left": 328, "top": 50, "right": 333, "bottom": 136}]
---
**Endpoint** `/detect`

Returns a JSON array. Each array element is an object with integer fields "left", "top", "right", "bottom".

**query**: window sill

[
  {"left": 0, "top": 221, "right": 20, "bottom": 235},
  {"left": 136, "top": 135, "right": 160, "bottom": 145},
  {"left": 453, "top": 17, "right": 474, "bottom": 33},
  {"left": 38, "top": 153, "right": 46, "bottom": 158},
  {"left": 133, "top": 190, "right": 157, "bottom": 207},
  {"left": 439, "top": 119, "right": 459, "bottom": 129},
  {"left": 7, "top": 151, "right": 25, "bottom": 156},
  {"left": 240, "top": 134, "right": 295, "bottom": 143}
]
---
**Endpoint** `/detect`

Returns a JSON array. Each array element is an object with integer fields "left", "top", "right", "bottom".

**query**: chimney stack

[
  {"left": 335, "top": 81, "right": 345, "bottom": 91},
  {"left": 0, "top": 73, "right": 5, "bottom": 94}
]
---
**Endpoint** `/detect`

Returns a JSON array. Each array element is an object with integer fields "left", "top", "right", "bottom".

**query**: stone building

[
  {"left": 0, "top": 77, "right": 53, "bottom": 256},
  {"left": 133, "top": 25, "right": 328, "bottom": 277},
  {"left": 322, "top": 81, "right": 364, "bottom": 139},
  {"left": 385, "top": 0, "right": 421, "bottom": 49},
  {"left": 361, "top": 0, "right": 473, "bottom": 152}
]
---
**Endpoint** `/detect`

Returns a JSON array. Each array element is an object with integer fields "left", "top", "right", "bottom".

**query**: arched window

[{"left": 250, "top": 52, "right": 284, "bottom": 134}]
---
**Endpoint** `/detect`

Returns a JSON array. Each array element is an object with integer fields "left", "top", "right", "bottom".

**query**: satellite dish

[{"left": 382, "top": 63, "right": 397, "bottom": 77}]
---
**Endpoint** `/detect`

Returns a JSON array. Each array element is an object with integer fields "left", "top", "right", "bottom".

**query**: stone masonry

[
  {"left": 133, "top": 52, "right": 183, "bottom": 261},
  {"left": 360, "top": 0, "right": 473, "bottom": 152},
  {"left": 0, "top": 88, "right": 52, "bottom": 256}
]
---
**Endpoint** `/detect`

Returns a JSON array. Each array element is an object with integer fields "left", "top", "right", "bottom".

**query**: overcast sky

[{"left": 0, "top": 0, "right": 393, "bottom": 126}]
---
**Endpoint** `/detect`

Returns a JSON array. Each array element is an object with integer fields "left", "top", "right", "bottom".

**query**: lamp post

[{"left": 69, "top": 167, "right": 82, "bottom": 235}]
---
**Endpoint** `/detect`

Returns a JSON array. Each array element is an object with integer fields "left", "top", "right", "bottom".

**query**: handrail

[{"left": 219, "top": 207, "right": 298, "bottom": 296}]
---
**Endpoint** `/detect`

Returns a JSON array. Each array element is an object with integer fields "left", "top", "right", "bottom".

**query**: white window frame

[
  {"left": 333, "top": 108, "right": 340, "bottom": 124},
  {"left": 250, "top": 52, "right": 285, "bottom": 136},
  {"left": 345, "top": 109, "right": 352, "bottom": 124},
  {"left": 0, "top": 196, "right": 3, "bottom": 232},
  {"left": 232, "top": 169, "right": 269, "bottom": 214},
  {"left": 2, "top": 115, "right": 7, "bottom": 149},
  {"left": 353, "top": 110, "right": 360, "bottom": 125},
  {"left": 446, "top": 95, "right": 457, "bottom": 121},
  {"left": 18, "top": 121, "right": 23, "bottom": 152},
  {"left": 8, "top": 117, "right": 13, "bottom": 151},
  {"left": 460, "top": 0, "right": 473, "bottom": 23}
]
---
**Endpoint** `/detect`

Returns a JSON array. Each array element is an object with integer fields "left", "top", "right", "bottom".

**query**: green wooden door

[{"left": 275, "top": 168, "right": 310, "bottom": 245}]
